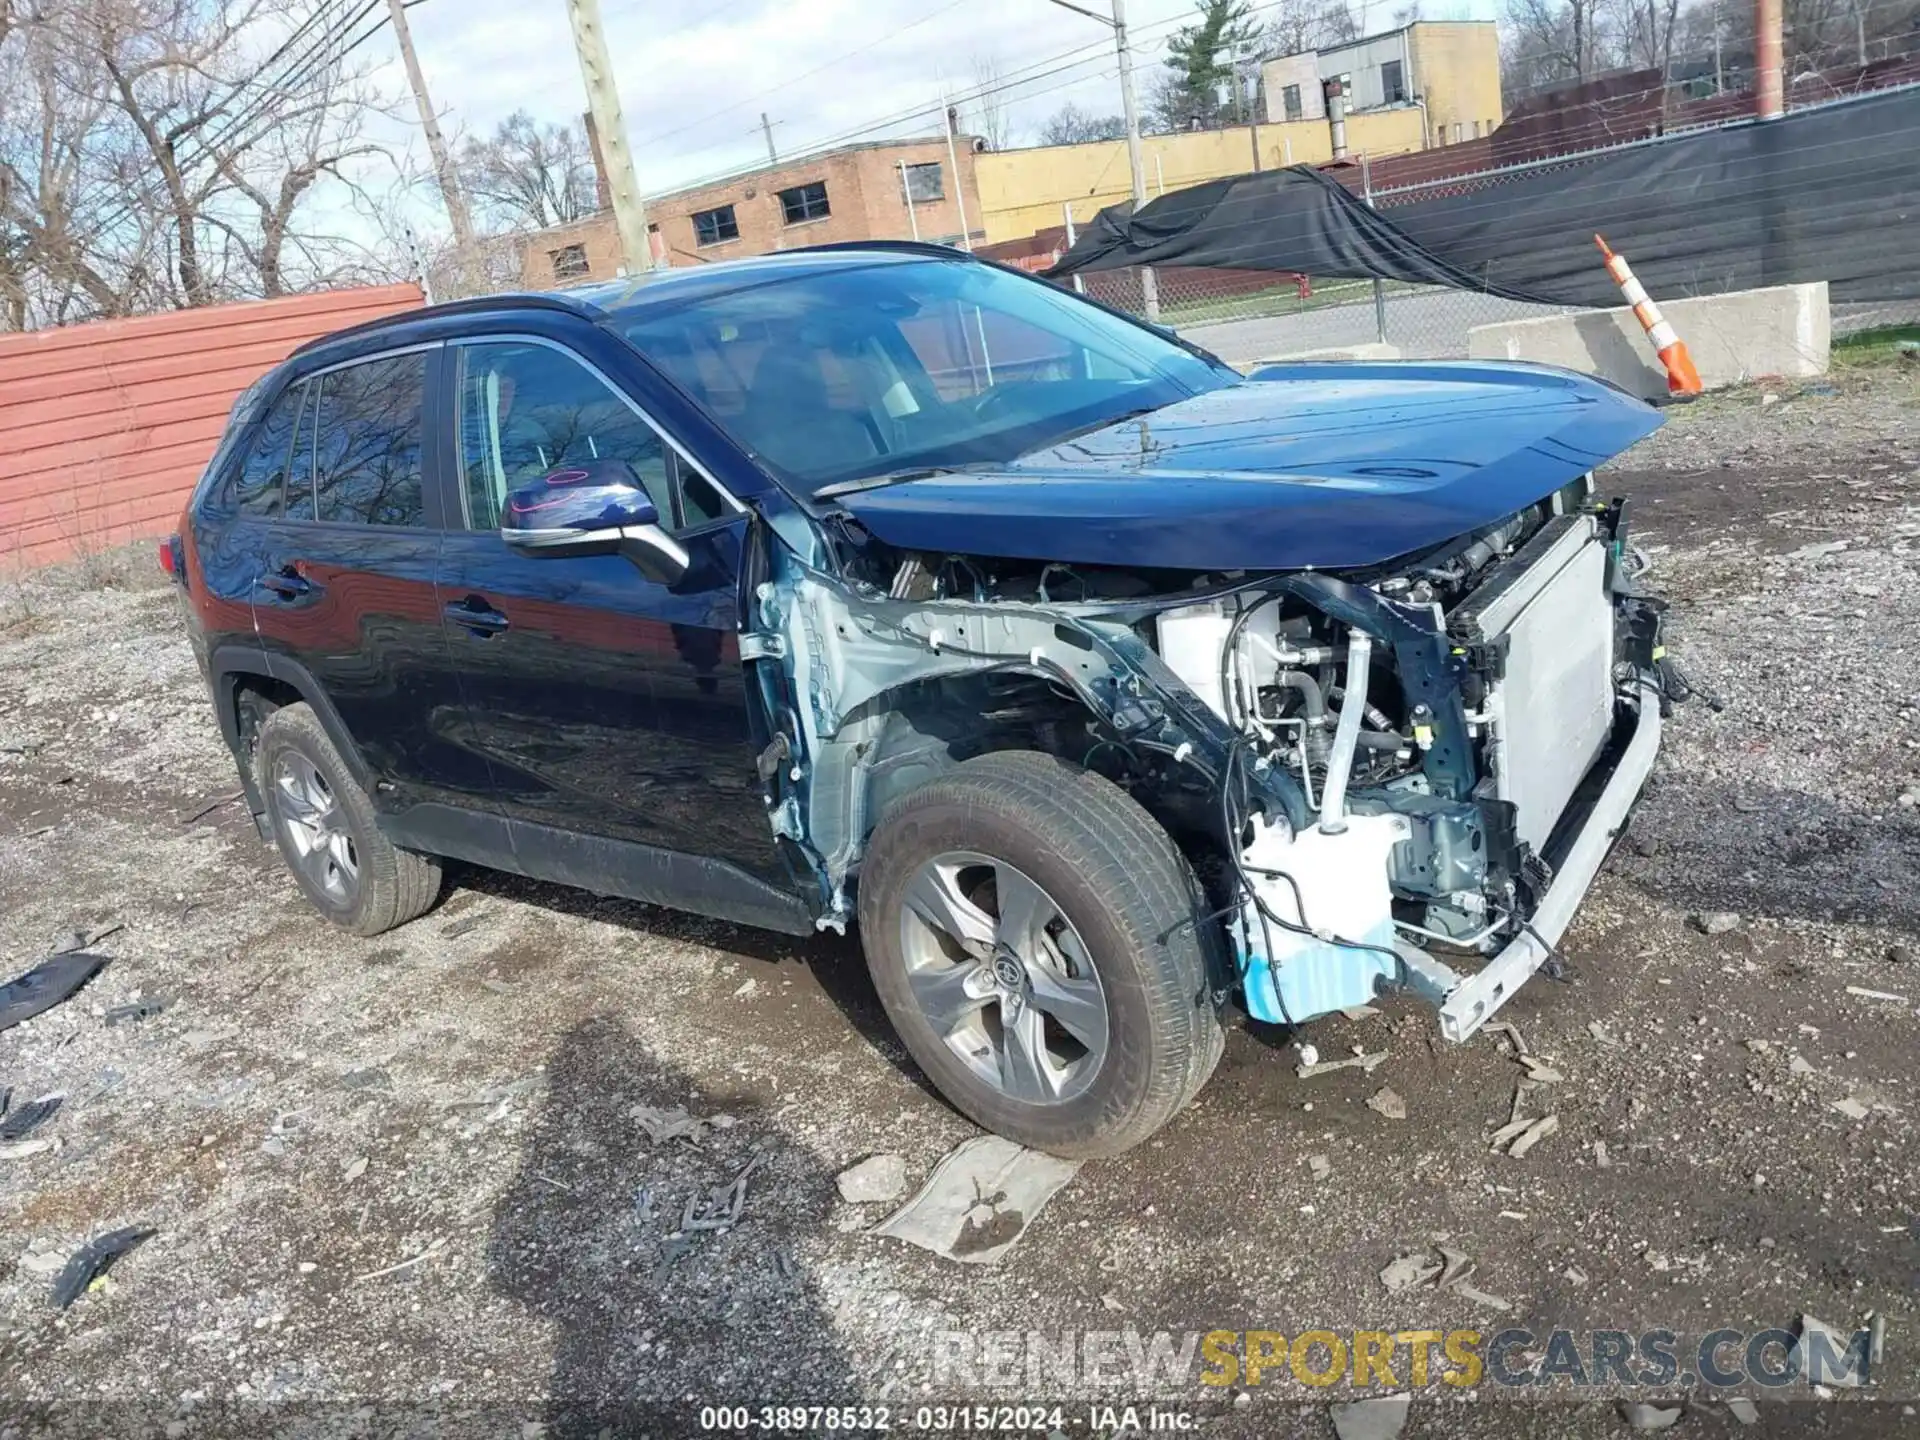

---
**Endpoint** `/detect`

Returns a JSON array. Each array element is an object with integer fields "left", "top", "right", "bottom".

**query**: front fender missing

[{"left": 742, "top": 554, "right": 1312, "bottom": 928}]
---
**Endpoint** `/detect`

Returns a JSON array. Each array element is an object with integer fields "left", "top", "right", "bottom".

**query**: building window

[
  {"left": 1281, "top": 83, "right": 1302, "bottom": 121},
  {"left": 1381, "top": 59, "right": 1405, "bottom": 104},
  {"left": 901, "top": 162, "right": 944, "bottom": 203},
  {"left": 550, "top": 243, "right": 588, "bottom": 281},
  {"left": 692, "top": 205, "right": 739, "bottom": 246},
  {"left": 779, "top": 181, "right": 830, "bottom": 225}
]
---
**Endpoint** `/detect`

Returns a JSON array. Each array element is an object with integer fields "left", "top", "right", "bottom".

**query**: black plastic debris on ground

[
  {"left": 0, "top": 1093, "right": 62, "bottom": 1142},
  {"left": 104, "top": 998, "right": 165, "bottom": 1027},
  {"left": 0, "top": 952, "right": 110, "bottom": 1034},
  {"left": 51, "top": 1226, "right": 154, "bottom": 1309}
]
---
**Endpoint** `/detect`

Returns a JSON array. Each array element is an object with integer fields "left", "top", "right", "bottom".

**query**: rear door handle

[
  {"left": 260, "top": 566, "right": 311, "bottom": 599},
  {"left": 445, "top": 595, "right": 510, "bottom": 636}
]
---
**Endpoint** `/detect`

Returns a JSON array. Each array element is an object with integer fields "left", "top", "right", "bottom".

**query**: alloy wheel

[
  {"left": 896, "top": 850, "right": 1109, "bottom": 1104},
  {"left": 273, "top": 752, "right": 359, "bottom": 905}
]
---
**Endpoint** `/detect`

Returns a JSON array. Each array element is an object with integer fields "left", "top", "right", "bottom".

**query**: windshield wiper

[{"left": 1038, "top": 404, "right": 1163, "bottom": 450}]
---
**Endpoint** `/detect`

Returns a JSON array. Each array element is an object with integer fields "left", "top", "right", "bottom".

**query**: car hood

[{"left": 836, "top": 361, "right": 1662, "bottom": 572}]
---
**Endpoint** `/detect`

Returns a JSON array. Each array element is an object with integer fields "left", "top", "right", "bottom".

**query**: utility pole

[
  {"left": 899, "top": 161, "right": 921, "bottom": 239},
  {"left": 942, "top": 99, "right": 975, "bottom": 252},
  {"left": 1042, "top": 0, "right": 1158, "bottom": 320},
  {"left": 1243, "top": 57, "right": 1262, "bottom": 171},
  {"left": 566, "top": 0, "right": 652, "bottom": 275},
  {"left": 760, "top": 112, "right": 778, "bottom": 165},
  {"left": 1111, "top": 0, "right": 1159, "bottom": 321},
  {"left": 386, "top": 0, "right": 474, "bottom": 271},
  {"left": 1754, "top": 0, "right": 1784, "bottom": 119}
]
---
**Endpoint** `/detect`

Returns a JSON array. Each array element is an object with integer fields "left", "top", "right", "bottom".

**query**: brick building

[{"left": 519, "top": 136, "right": 984, "bottom": 288}]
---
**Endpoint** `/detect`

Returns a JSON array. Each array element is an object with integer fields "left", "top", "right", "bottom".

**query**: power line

[
  {"left": 83, "top": 1, "right": 396, "bottom": 251},
  {"left": 631, "top": 0, "right": 973, "bottom": 150},
  {"left": 654, "top": 51, "right": 1125, "bottom": 195},
  {"left": 189, "top": 1, "right": 388, "bottom": 168},
  {"left": 640, "top": 0, "right": 1314, "bottom": 193}
]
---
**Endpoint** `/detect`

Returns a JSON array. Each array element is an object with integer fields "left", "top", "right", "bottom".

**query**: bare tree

[
  {"left": 1037, "top": 102, "right": 1129, "bottom": 146},
  {"left": 1260, "top": 0, "right": 1358, "bottom": 55},
  {"left": 456, "top": 110, "right": 598, "bottom": 233},
  {"left": 964, "top": 54, "right": 1017, "bottom": 150},
  {"left": 0, "top": 0, "right": 398, "bottom": 327},
  {"left": 0, "top": 5, "right": 160, "bottom": 324},
  {"left": 1502, "top": 0, "right": 1621, "bottom": 97},
  {"left": 1607, "top": 0, "right": 1686, "bottom": 72}
]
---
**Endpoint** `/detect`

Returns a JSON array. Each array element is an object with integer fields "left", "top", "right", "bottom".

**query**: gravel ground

[{"left": 1, "top": 366, "right": 1918, "bottom": 1438}]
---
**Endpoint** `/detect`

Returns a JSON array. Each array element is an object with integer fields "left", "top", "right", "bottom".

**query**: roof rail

[
  {"left": 288, "top": 292, "right": 600, "bottom": 358},
  {"left": 782, "top": 239, "right": 983, "bottom": 262}
]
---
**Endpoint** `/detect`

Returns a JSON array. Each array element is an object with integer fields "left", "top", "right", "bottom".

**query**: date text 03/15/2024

[{"left": 696, "top": 1405, "right": 1197, "bottom": 1432}]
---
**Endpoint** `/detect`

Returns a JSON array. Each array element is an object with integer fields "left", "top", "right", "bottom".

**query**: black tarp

[
  {"left": 1047, "top": 83, "right": 1920, "bottom": 306},
  {"left": 1045, "top": 167, "right": 1549, "bottom": 302}
]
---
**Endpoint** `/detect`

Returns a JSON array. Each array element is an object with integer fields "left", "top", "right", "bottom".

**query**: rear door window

[{"left": 311, "top": 352, "right": 429, "bottom": 527}]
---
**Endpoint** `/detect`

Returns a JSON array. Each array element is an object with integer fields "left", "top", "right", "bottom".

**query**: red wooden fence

[{"left": 0, "top": 284, "right": 423, "bottom": 570}]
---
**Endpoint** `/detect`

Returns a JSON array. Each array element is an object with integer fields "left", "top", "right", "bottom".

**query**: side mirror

[{"left": 500, "top": 460, "right": 689, "bottom": 584}]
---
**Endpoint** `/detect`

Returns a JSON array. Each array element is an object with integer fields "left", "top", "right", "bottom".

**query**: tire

[
  {"left": 857, "top": 750, "right": 1223, "bottom": 1158},
  {"left": 256, "top": 702, "right": 441, "bottom": 937}
]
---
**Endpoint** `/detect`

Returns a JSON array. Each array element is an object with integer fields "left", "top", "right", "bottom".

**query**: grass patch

[
  {"left": 1157, "top": 276, "right": 1413, "bottom": 329},
  {"left": 1832, "top": 323, "right": 1920, "bottom": 368}
]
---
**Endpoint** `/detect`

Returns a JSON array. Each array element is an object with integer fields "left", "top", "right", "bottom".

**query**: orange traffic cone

[{"left": 1594, "top": 234, "right": 1702, "bottom": 397}]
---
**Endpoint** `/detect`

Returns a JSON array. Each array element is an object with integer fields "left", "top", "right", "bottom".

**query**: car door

[
  {"left": 249, "top": 345, "right": 493, "bottom": 813},
  {"left": 432, "top": 335, "right": 782, "bottom": 883}
]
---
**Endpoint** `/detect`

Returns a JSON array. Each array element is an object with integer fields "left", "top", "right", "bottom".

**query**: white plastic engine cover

[{"left": 1495, "top": 532, "right": 1615, "bottom": 852}]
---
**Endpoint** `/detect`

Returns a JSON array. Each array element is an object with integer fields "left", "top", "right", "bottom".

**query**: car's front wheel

[
  {"left": 256, "top": 702, "right": 441, "bottom": 937},
  {"left": 857, "top": 751, "right": 1223, "bottom": 1158}
]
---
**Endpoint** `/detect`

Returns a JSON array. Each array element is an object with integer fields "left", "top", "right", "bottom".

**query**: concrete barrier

[
  {"left": 1467, "top": 282, "right": 1828, "bottom": 399},
  {"left": 1246, "top": 342, "right": 1403, "bottom": 370}
]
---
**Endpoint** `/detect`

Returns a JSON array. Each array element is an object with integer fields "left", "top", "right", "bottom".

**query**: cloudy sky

[{"left": 363, "top": 0, "right": 1497, "bottom": 216}]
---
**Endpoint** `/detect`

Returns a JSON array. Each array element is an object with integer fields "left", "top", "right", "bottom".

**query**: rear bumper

[{"left": 1398, "top": 682, "right": 1663, "bottom": 1043}]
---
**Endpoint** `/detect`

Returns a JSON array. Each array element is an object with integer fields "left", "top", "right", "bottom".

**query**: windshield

[{"left": 617, "top": 257, "right": 1232, "bottom": 495}]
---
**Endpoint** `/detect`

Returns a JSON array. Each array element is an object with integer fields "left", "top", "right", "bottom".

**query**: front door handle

[
  {"left": 260, "top": 566, "right": 311, "bottom": 599},
  {"left": 445, "top": 595, "right": 510, "bottom": 636}
]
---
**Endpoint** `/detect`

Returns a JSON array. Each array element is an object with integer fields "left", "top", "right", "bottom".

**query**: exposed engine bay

[{"left": 744, "top": 469, "right": 1677, "bottom": 1043}]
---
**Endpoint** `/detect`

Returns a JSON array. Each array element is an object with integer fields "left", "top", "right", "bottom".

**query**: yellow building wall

[
  {"left": 1409, "top": 22, "right": 1505, "bottom": 144},
  {"left": 976, "top": 109, "right": 1427, "bottom": 244}
]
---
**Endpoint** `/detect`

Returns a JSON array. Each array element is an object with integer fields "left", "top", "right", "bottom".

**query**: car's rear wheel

[
  {"left": 256, "top": 702, "right": 441, "bottom": 937},
  {"left": 858, "top": 751, "right": 1223, "bottom": 1158}
]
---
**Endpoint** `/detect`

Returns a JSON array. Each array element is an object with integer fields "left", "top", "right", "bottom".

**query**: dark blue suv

[{"left": 175, "top": 244, "right": 1672, "bottom": 1155}]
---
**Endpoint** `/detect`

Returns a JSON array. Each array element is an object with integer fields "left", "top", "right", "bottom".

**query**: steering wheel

[{"left": 968, "top": 383, "right": 1026, "bottom": 424}]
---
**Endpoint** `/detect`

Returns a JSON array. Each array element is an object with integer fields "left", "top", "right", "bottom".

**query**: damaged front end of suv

[{"left": 741, "top": 360, "right": 1676, "bottom": 1048}]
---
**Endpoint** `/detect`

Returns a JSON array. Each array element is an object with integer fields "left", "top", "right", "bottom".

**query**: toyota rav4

[{"left": 171, "top": 243, "right": 1676, "bottom": 1157}]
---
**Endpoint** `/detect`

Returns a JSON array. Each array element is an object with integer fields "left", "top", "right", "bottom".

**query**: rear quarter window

[{"left": 221, "top": 381, "right": 308, "bottom": 518}]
